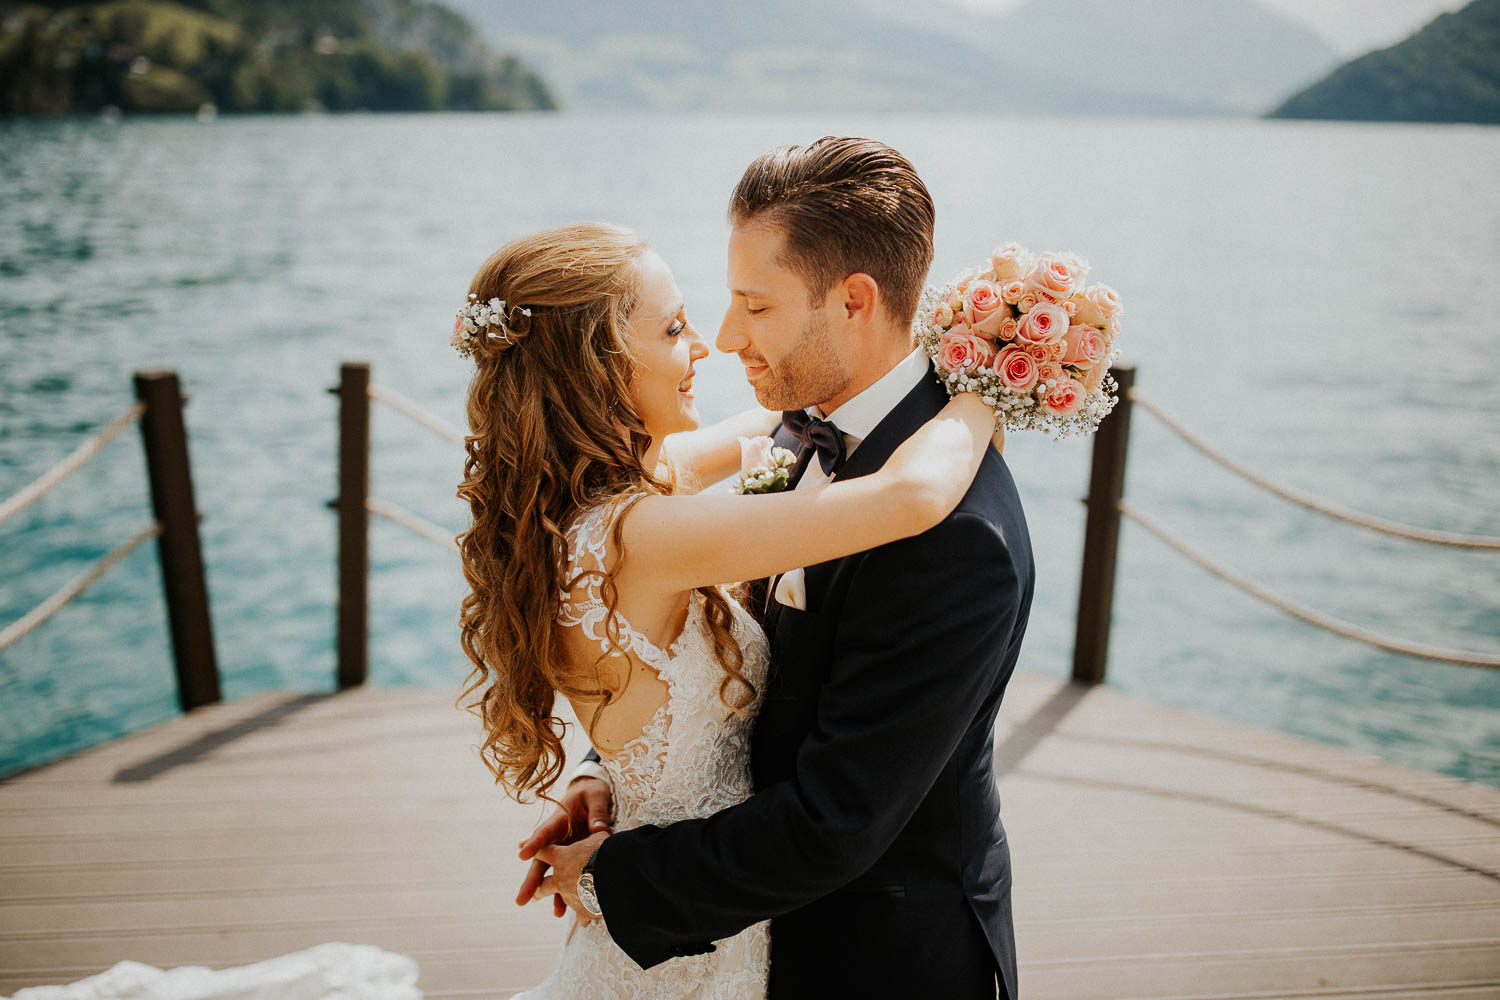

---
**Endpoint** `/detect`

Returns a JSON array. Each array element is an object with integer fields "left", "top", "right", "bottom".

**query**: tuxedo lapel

[{"left": 830, "top": 374, "right": 949, "bottom": 485}]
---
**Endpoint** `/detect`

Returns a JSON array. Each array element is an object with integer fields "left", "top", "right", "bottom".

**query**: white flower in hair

[{"left": 452, "top": 293, "right": 532, "bottom": 359}]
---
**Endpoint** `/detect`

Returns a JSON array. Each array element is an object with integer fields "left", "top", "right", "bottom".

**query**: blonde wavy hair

[{"left": 455, "top": 222, "right": 755, "bottom": 804}]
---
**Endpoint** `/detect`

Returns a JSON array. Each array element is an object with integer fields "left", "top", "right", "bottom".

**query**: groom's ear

[{"left": 838, "top": 272, "right": 881, "bottom": 331}]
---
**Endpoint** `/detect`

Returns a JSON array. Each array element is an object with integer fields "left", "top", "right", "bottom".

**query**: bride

[{"left": 452, "top": 222, "right": 997, "bottom": 999}]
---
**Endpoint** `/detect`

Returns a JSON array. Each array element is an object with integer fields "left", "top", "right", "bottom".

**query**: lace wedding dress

[{"left": 511, "top": 499, "right": 772, "bottom": 1000}]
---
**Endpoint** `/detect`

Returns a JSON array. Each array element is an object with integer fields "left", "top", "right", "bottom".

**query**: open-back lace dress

[{"left": 510, "top": 498, "right": 772, "bottom": 1000}]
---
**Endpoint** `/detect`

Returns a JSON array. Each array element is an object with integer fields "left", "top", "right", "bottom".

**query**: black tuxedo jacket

[{"left": 590, "top": 375, "right": 1034, "bottom": 999}]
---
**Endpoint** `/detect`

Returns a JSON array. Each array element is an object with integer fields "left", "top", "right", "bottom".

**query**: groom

[{"left": 522, "top": 136, "right": 1034, "bottom": 999}]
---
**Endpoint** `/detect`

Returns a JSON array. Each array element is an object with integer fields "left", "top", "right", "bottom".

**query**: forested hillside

[{"left": 0, "top": 0, "right": 554, "bottom": 114}]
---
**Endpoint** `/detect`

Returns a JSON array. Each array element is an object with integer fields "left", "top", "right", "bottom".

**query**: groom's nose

[{"left": 716, "top": 307, "right": 748, "bottom": 355}]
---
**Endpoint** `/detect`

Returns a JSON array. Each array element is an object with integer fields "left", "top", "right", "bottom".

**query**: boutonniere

[{"left": 733, "top": 436, "right": 797, "bottom": 495}]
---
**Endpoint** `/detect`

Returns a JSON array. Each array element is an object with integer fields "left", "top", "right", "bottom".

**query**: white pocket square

[{"left": 773, "top": 567, "right": 808, "bottom": 611}]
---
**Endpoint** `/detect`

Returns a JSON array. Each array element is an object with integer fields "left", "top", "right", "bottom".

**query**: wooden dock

[{"left": 2, "top": 671, "right": 1498, "bottom": 998}]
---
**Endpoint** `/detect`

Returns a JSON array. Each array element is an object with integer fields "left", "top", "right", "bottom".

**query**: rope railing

[
  {"left": 0, "top": 402, "right": 146, "bottom": 530},
  {"left": 1128, "top": 390, "right": 1500, "bottom": 550},
  {"left": 368, "top": 384, "right": 466, "bottom": 448},
  {"left": 0, "top": 522, "right": 162, "bottom": 655},
  {"left": 367, "top": 497, "right": 458, "bottom": 554},
  {"left": 1120, "top": 501, "right": 1500, "bottom": 669}
]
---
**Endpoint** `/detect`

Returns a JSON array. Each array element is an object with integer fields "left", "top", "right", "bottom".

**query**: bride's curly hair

[{"left": 455, "top": 222, "right": 755, "bottom": 804}]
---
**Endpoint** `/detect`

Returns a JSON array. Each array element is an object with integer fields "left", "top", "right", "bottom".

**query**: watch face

[{"left": 577, "top": 873, "right": 603, "bottom": 916}]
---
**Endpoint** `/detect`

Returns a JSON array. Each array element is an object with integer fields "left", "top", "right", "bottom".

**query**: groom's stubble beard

[{"left": 749, "top": 309, "right": 852, "bottom": 412}]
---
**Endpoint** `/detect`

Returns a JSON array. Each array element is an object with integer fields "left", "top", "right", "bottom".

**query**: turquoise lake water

[{"left": 2, "top": 112, "right": 1498, "bottom": 784}]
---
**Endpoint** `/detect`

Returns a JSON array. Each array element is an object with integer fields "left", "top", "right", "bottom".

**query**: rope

[
  {"left": 1120, "top": 502, "right": 1500, "bottom": 669},
  {"left": 367, "top": 497, "right": 459, "bottom": 554},
  {"left": 0, "top": 522, "right": 162, "bottom": 654},
  {"left": 367, "top": 384, "right": 466, "bottom": 447},
  {"left": 0, "top": 403, "right": 147, "bottom": 530},
  {"left": 1129, "top": 391, "right": 1500, "bottom": 550}
]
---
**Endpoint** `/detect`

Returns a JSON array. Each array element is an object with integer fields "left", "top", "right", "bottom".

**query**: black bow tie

[{"left": 782, "top": 409, "right": 847, "bottom": 476}]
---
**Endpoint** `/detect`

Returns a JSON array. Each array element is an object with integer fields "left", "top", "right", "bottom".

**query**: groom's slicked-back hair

[{"left": 729, "top": 136, "right": 934, "bottom": 325}]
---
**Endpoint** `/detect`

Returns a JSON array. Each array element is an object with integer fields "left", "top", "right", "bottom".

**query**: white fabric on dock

[{"left": 4, "top": 943, "right": 421, "bottom": 1000}]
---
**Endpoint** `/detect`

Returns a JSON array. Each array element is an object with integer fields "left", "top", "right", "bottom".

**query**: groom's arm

[{"left": 589, "top": 509, "right": 1024, "bottom": 969}]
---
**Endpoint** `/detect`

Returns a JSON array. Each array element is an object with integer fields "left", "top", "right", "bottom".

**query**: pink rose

[
  {"left": 933, "top": 301, "right": 955, "bottom": 328},
  {"left": 738, "top": 435, "right": 776, "bottom": 474},
  {"left": 962, "top": 280, "right": 1005, "bottom": 328},
  {"left": 1043, "top": 376, "right": 1086, "bottom": 416},
  {"left": 1060, "top": 324, "right": 1106, "bottom": 367},
  {"left": 972, "top": 304, "right": 1011, "bottom": 340},
  {"left": 995, "top": 346, "right": 1039, "bottom": 392},
  {"left": 999, "top": 280, "right": 1026, "bottom": 305},
  {"left": 937, "top": 328, "right": 992, "bottom": 373},
  {"left": 1023, "top": 251, "right": 1088, "bottom": 303},
  {"left": 1015, "top": 302, "right": 1069, "bottom": 345},
  {"left": 989, "top": 243, "right": 1033, "bottom": 283},
  {"left": 1073, "top": 283, "right": 1123, "bottom": 327},
  {"left": 1083, "top": 364, "right": 1105, "bottom": 394}
]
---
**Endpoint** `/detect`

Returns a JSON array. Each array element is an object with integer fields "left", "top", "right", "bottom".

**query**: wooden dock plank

[{"left": 3, "top": 673, "right": 1498, "bottom": 998}]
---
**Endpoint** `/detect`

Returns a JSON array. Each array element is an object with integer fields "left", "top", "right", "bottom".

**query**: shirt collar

[{"left": 814, "top": 347, "right": 931, "bottom": 447}]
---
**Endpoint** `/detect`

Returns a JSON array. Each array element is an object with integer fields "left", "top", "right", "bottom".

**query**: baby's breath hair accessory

[{"left": 451, "top": 293, "right": 533, "bottom": 359}]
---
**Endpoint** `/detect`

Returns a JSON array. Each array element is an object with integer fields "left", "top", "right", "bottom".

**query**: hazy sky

[{"left": 953, "top": 0, "right": 1469, "bottom": 55}]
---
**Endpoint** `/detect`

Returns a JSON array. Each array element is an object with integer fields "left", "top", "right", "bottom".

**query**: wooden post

[
  {"left": 330, "top": 362, "right": 370, "bottom": 689},
  {"left": 134, "top": 370, "right": 220, "bottom": 711},
  {"left": 1072, "top": 365, "right": 1136, "bottom": 686}
]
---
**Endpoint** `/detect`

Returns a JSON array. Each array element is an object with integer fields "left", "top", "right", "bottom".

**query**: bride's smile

[{"left": 626, "top": 248, "right": 709, "bottom": 442}]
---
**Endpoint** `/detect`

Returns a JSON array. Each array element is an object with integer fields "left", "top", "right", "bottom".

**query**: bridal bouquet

[{"left": 913, "top": 243, "right": 1123, "bottom": 438}]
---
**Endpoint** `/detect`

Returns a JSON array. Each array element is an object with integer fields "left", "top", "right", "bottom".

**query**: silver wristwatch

[{"left": 576, "top": 847, "right": 604, "bottom": 917}]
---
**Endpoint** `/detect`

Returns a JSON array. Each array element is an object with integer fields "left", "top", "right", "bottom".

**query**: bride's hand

[{"left": 877, "top": 392, "right": 997, "bottom": 526}]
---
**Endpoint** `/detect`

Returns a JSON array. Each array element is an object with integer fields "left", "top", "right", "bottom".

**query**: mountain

[
  {"left": 439, "top": 0, "right": 1338, "bottom": 115},
  {"left": 0, "top": 0, "right": 555, "bottom": 115},
  {"left": 1269, "top": 0, "right": 1500, "bottom": 124}
]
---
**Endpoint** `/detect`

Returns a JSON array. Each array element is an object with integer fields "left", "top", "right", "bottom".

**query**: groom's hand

[
  {"left": 535, "top": 830, "right": 610, "bottom": 922},
  {"left": 516, "top": 776, "right": 613, "bottom": 916}
]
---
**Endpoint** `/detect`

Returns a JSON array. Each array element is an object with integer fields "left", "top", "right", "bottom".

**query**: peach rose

[
  {"left": 1043, "top": 376, "right": 1086, "bottom": 416},
  {"left": 995, "top": 346, "right": 1039, "bottom": 392},
  {"left": 1015, "top": 301, "right": 1069, "bottom": 345},
  {"left": 962, "top": 280, "right": 1005, "bottom": 328},
  {"left": 999, "top": 280, "right": 1026, "bottom": 305},
  {"left": 937, "top": 329, "right": 992, "bottom": 373},
  {"left": 739, "top": 435, "right": 776, "bottom": 474},
  {"left": 1025, "top": 343, "right": 1050, "bottom": 363},
  {"left": 990, "top": 243, "right": 1033, "bottom": 283},
  {"left": 933, "top": 301, "right": 955, "bottom": 328},
  {"left": 973, "top": 304, "right": 1011, "bottom": 340},
  {"left": 1083, "top": 364, "right": 1105, "bottom": 394},
  {"left": 1036, "top": 360, "right": 1065, "bottom": 387},
  {"left": 1023, "top": 251, "right": 1088, "bottom": 303},
  {"left": 1060, "top": 324, "right": 1106, "bottom": 367},
  {"left": 1017, "top": 293, "right": 1040, "bottom": 314},
  {"left": 997, "top": 315, "right": 1020, "bottom": 342},
  {"left": 1073, "top": 283, "right": 1122, "bottom": 327}
]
